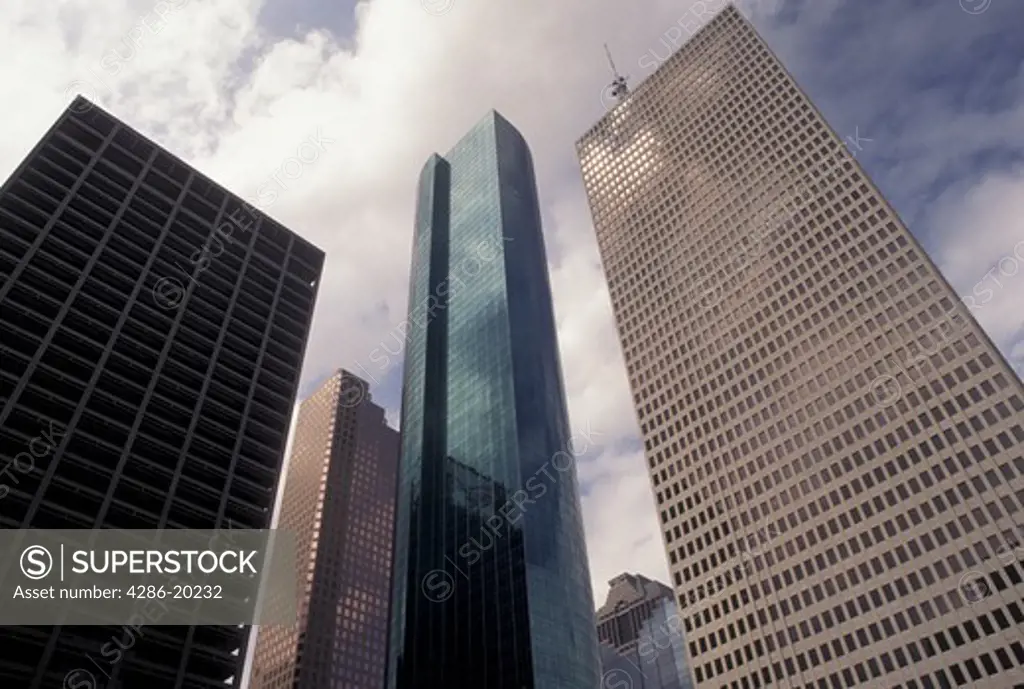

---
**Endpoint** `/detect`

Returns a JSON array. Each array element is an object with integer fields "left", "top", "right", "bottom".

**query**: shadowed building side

[
  {"left": 0, "top": 97, "right": 322, "bottom": 688},
  {"left": 251, "top": 370, "right": 399, "bottom": 689}
]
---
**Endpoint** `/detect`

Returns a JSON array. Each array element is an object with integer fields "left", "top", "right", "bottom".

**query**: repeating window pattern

[
  {"left": 0, "top": 97, "right": 321, "bottom": 688},
  {"left": 251, "top": 370, "right": 399, "bottom": 689},
  {"left": 578, "top": 6, "right": 1024, "bottom": 689}
]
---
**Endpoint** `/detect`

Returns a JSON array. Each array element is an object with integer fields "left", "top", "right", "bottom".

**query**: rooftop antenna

[{"left": 604, "top": 43, "right": 630, "bottom": 103}]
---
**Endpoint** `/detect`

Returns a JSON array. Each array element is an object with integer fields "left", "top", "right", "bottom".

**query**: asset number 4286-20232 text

[{"left": 126, "top": 584, "right": 223, "bottom": 599}]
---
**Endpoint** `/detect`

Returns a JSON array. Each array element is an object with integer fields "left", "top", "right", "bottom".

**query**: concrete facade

[{"left": 578, "top": 6, "right": 1024, "bottom": 688}]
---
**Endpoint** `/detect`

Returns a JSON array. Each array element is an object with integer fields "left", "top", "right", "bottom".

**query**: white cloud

[
  {"left": 931, "top": 167, "right": 1024, "bottom": 359},
  {"left": 579, "top": 445, "right": 670, "bottom": 605},
  {"left": 1011, "top": 340, "right": 1024, "bottom": 376},
  {"left": 0, "top": 0, "right": 688, "bottom": 603}
]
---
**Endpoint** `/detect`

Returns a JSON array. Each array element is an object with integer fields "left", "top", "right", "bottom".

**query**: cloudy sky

[{"left": 2, "top": 0, "right": 1022, "bottom": 614}]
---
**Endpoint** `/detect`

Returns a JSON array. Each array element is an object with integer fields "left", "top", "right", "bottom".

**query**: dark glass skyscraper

[
  {"left": 386, "top": 111, "right": 600, "bottom": 689},
  {"left": 0, "top": 97, "right": 322, "bottom": 688}
]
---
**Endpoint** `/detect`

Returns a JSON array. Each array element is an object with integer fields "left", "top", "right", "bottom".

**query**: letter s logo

[
  {"left": 21, "top": 546, "right": 53, "bottom": 580},
  {"left": 421, "top": 570, "right": 454, "bottom": 603},
  {"left": 602, "top": 668, "right": 634, "bottom": 689}
]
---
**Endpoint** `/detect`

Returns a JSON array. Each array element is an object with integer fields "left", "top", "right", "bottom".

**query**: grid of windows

[
  {"left": 0, "top": 97, "right": 322, "bottom": 688},
  {"left": 578, "top": 6, "right": 1024, "bottom": 689},
  {"left": 251, "top": 370, "right": 399, "bottom": 689}
]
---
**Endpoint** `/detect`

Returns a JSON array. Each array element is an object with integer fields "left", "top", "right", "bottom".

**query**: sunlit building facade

[
  {"left": 386, "top": 110, "right": 600, "bottom": 689},
  {"left": 251, "top": 370, "right": 399, "bottom": 689},
  {"left": 579, "top": 5, "right": 1024, "bottom": 689}
]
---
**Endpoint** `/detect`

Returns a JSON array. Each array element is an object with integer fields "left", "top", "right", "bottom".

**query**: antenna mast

[{"left": 604, "top": 43, "right": 630, "bottom": 103}]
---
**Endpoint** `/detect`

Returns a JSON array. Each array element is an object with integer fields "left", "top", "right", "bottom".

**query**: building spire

[{"left": 604, "top": 43, "right": 629, "bottom": 103}]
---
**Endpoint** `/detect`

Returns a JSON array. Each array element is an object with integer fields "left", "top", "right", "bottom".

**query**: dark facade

[
  {"left": 386, "top": 110, "right": 600, "bottom": 689},
  {"left": 597, "top": 573, "right": 694, "bottom": 689},
  {"left": 0, "top": 97, "right": 323, "bottom": 688},
  {"left": 251, "top": 370, "right": 399, "bottom": 689}
]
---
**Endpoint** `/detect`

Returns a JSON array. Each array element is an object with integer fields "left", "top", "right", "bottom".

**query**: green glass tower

[{"left": 386, "top": 111, "right": 600, "bottom": 689}]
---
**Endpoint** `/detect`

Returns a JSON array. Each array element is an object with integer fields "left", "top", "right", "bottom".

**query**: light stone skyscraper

[{"left": 577, "top": 5, "right": 1024, "bottom": 689}]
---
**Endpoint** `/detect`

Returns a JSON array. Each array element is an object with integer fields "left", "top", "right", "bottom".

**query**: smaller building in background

[
  {"left": 597, "top": 573, "right": 694, "bottom": 689},
  {"left": 251, "top": 369, "right": 400, "bottom": 689}
]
